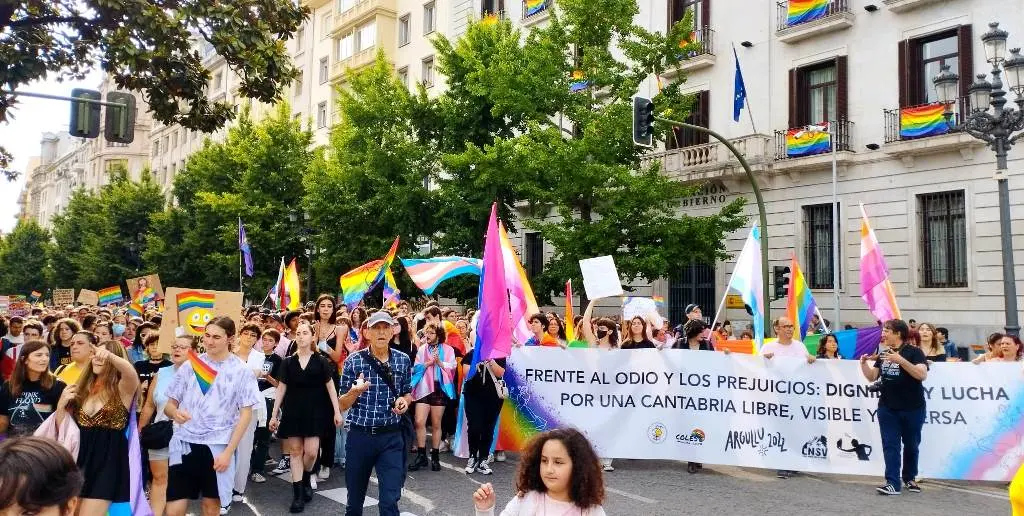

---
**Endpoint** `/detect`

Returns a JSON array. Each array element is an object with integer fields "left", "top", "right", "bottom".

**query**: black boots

[
  {"left": 409, "top": 447, "right": 428, "bottom": 471},
  {"left": 301, "top": 470, "right": 314, "bottom": 501},
  {"left": 430, "top": 449, "right": 441, "bottom": 471},
  {"left": 290, "top": 481, "right": 305, "bottom": 513}
]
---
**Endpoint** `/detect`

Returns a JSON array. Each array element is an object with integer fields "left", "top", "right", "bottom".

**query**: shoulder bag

[{"left": 484, "top": 361, "right": 509, "bottom": 399}]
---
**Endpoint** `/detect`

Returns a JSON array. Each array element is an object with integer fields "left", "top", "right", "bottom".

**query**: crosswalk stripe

[{"left": 317, "top": 487, "right": 379, "bottom": 507}]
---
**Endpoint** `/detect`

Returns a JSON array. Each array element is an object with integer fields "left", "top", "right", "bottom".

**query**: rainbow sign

[
  {"left": 97, "top": 285, "right": 123, "bottom": 306},
  {"left": 787, "top": 0, "right": 829, "bottom": 26},
  {"left": 899, "top": 103, "right": 950, "bottom": 139},
  {"left": 785, "top": 126, "right": 830, "bottom": 158}
]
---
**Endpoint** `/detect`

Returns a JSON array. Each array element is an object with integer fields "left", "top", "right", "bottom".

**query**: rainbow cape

[
  {"left": 785, "top": 254, "right": 818, "bottom": 340},
  {"left": 787, "top": 0, "right": 828, "bottom": 26},
  {"left": 399, "top": 256, "right": 481, "bottom": 295},
  {"left": 98, "top": 285, "right": 123, "bottom": 306},
  {"left": 900, "top": 103, "right": 949, "bottom": 139},
  {"left": 188, "top": 350, "right": 218, "bottom": 395},
  {"left": 786, "top": 125, "right": 830, "bottom": 158}
]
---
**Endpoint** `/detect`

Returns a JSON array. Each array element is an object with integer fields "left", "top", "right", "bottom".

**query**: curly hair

[{"left": 515, "top": 427, "right": 604, "bottom": 509}]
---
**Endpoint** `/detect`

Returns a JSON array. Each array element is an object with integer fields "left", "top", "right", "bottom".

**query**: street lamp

[
  {"left": 933, "top": 21, "right": 1024, "bottom": 336},
  {"left": 289, "top": 210, "right": 314, "bottom": 302}
]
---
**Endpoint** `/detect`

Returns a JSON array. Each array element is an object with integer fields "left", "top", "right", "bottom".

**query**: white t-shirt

[{"left": 760, "top": 339, "right": 808, "bottom": 359}]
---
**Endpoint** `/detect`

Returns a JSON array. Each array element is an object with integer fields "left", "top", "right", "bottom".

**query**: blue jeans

[
  {"left": 334, "top": 410, "right": 349, "bottom": 465},
  {"left": 344, "top": 428, "right": 404, "bottom": 516},
  {"left": 877, "top": 404, "right": 925, "bottom": 490}
]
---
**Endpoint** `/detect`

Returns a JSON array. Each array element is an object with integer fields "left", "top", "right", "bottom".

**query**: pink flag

[
  {"left": 499, "top": 222, "right": 539, "bottom": 344},
  {"left": 860, "top": 204, "right": 901, "bottom": 323},
  {"left": 468, "top": 203, "right": 514, "bottom": 376}
]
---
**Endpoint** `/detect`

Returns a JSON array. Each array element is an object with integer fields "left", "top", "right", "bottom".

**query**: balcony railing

[
  {"left": 776, "top": 0, "right": 850, "bottom": 31},
  {"left": 641, "top": 134, "right": 774, "bottom": 178},
  {"left": 774, "top": 119, "right": 853, "bottom": 160},
  {"left": 883, "top": 97, "right": 968, "bottom": 144},
  {"left": 680, "top": 26, "right": 714, "bottom": 59}
]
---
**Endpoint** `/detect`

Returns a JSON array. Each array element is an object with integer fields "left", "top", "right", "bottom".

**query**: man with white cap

[{"left": 338, "top": 311, "right": 413, "bottom": 516}]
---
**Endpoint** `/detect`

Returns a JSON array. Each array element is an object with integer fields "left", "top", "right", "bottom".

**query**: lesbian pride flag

[{"left": 860, "top": 204, "right": 901, "bottom": 323}]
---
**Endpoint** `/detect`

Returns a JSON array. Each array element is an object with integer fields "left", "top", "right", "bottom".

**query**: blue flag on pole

[
  {"left": 239, "top": 218, "right": 254, "bottom": 277},
  {"left": 733, "top": 46, "right": 747, "bottom": 122}
]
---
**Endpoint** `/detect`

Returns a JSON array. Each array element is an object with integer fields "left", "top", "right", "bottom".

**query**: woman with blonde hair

[
  {"left": 55, "top": 339, "right": 140, "bottom": 515},
  {"left": 916, "top": 323, "right": 945, "bottom": 362}
]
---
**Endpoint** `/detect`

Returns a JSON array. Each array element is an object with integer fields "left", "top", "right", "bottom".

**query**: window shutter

[
  {"left": 958, "top": 24, "right": 974, "bottom": 103},
  {"left": 789, "top": 68, "right": 799, "bottom": 128},
  {"left": 836, "top": 55, "right": 848, "bottom": 122},
  {"left": 898, "top": 40, "right": 908, "bottom": 108},
  {"left": 700, "top": 90, "right": 710, "bottom": 143},
  {"left": 701, "top": 0, "right": 711, "bottom": 26}
]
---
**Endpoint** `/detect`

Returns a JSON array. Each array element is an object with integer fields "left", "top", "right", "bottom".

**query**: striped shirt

[{"left": 340, "top": 349, "right": 412, "bottom": 428}]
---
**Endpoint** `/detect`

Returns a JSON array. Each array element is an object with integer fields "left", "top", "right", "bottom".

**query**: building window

[
  {"left": 802, "top": 203, "right": 840, "bottom": 289},
  {"left": 668, "top": 0, "right": 708, "bottom": 30},
  {"left": 339, "top": 33, "right": 354, "bottom": 60},
  {"left": 337, "top": 0, "right": 355, "bottom": 13},
  {"left": 421, "top": 56, "right": 435, "bottom": 88},
  {"left": 317, "top": 101, "right": 328, "bottom": 128},
  {"left": 355, "top": 21, "right": 376, "bottom": 52},
  {"left": 806, "top": 63, "right": 836, "bottom": 124},
  {"left": 423, "top": 2, "right": 436, "bottom": 34},
  {"left": 213, "top": 71, "right": 223, "bottom": 90},
  {"left": 162, "top": 136, "right": 169, "bottom": 151},
  {"left": 918, "top": 190, "right": 967, "bottom": 288},
  {"left": 397, "top": 66, "right": 409, "bottom": 88},
  {"left": 321, "top": 14, "right": 332, "bottom": 37},
  {"left": 481, "top": 0, "right": 504, "bottom": 16},
  {"left": 296, "top": 26, "right": 305, "bottom": 52},
  {"left": 524, "top": 232, "right": 544, "bottom": 279},
  {"left": 898, "top": 27, "right": 972, "bottom": 108},
  {"left": 104, "top": 159, "right": 128, "bottom": 174},
  {"left": 668, "top": 90, "right": 709, "bottom": 150},
  {"left": 295, "top": 69, "right": 303, "bottom": 97},
  {"left": 399, "top": 14, "right": 411, "bottom": 46},
  {"left": 319, "top": 57, "right": 329, "bottom": 84},
  {"left": 152, "top": 140, "right": 159, "bottom": 157},
  {"left": 171, "top": 131, "right": 178, "bottom": 148},
  {"left": 788, "top": 56, "right": 847, "bottom": 127}
]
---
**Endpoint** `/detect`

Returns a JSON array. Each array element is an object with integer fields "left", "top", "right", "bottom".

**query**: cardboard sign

[
  {"left": 8, "top": 302, "right": 30, "bottom": 317},
  {"left": 53, "top": 289, "right": 75, "bottom": 307},
  {"left": 127, "top": 274, "right": 164, "bottom": 302},
  {"left": 158, "top": 287, "right": 243, "bottom": 354},
  {"left": 77, "top": 289, "right": 99, "bottom": 306},
  {"left": 578, "top": 256, "right": 623, "bottom": 300}
]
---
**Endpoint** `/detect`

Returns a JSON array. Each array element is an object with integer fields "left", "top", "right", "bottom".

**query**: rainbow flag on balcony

[
  {"left": 525, "top": 0, "right": 547, "bottom": 17},
  {"left": 785, "top": 124, "right": 830, "bottom": 158},
  {"left": 899, "top": 103, "right": 950, "bottom": 139},
  {"left": 569, "top": 70, "right": 589, "bottom": 93},
  {"left": 787, "top": 0, "right": 828, "bottom": 26}
]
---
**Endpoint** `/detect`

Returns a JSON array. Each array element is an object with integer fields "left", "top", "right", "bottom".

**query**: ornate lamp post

[{"left": 933, "top": 22, "right": 1024, "bottom": 335}]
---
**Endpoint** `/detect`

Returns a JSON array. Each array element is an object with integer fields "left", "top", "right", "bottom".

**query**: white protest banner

[
  {"left": 496, "top": 348, "right": 1024, "bottom": 481},
  {"left": 578, "top": 256, "right": 623, "bottom": 300}
]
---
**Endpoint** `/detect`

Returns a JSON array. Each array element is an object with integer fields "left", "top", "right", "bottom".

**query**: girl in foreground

[{"left": 472, "top": 427, "right": 607, "bottom": 515}]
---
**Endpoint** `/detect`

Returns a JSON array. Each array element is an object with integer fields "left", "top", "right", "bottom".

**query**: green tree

[
  {"left": 146, "top": 103, "right": 314, "bottom": 298},
  {"left": 0, "top": 219, "right": 53, "bottom": 295},
  {"left": 0, "top": 0, "right": 307, "bottom": 179},
  {"left": 303, "top": 54, "right": 436, "bottom": 299}
]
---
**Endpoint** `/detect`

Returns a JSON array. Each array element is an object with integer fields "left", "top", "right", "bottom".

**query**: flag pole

[
  {"left": 238, "top": 217, "right": 244, "bottom": 296},
  {"left": 733, "top": 42, "right": 758, "bottom": 134},
  {"left": 830, "top": 121, "right": 840, "bottom": 328}
]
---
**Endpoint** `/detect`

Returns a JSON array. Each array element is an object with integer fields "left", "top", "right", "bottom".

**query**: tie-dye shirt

[{"left": 166, "top": 352, "right": 261, "bottom": 445}]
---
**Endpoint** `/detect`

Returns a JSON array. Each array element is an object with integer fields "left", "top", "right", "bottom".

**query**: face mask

[
  {"left": 112, "top": 323, "right": 126, "bottom": 337},
  {"left": 596, "top": 328, "right": 609, "bottom": 339}
]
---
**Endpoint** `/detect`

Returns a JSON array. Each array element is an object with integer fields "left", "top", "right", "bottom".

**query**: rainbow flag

[
  {"left": 860, "top": 204, "right": 901, "bottom": 323},
  {"left": 785, "top": 254, "right": 818, "bottom": 340},
  {"left": 339, "top": 236, "right": 399, "bottom": 308},
  {"left": 188, "top": 350, "right": 218, "bottom": 395},
  {"left": 899, "top": 103, "right": 950, "bottom": 139},
  {"left": 564, "top": 280, "right": 575, "bottom": 342},
  {"left": 176, "top": 290, "right": 215, "bottom": 312},
  {"left": 127, "top": 300, "right": 144, "bottom": 317},
  {"left": 653, "top": 295, "right": 666, "bottom": 311},
  {"left": 714, "top": 325, "right": 882, "bottom": 359},
  {"left": 29, "top": 290, "right": 41, "bottom": 300},
  {"left": 525, "top": 0, "right": 547, "bottom": 16},
  {"left": 383, "top": 267, "right": 401, "bottom": 309},
  {"left": 499, "top": 222, "right": 539, "bottom": 345},
  {"left": 786, "top": 124, "right": 830, "bottom": 158},
  {"left": 399, "top": 256, "right": 481, "bottom": 295},
  {"left": 569, "top": 70, "right": 589, "bottom": 93},
  {"left": 98, "top": 285, "right": 123, "bottom": 306},
  {"left": 134, "top": 286, "right": 156, "bottom": 304},
  {"left": 787, "top": 0, "right": 829, "bottom": 26}
]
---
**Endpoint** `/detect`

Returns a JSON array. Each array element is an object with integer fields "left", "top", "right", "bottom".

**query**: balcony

[
  {"left": 641, "top": 134, "right": 774, "bottom": 184},
  {"left": 331, "top": 47, "right": 379, "bottom": 81},
  {"left": 663, "top": 27, "right": 716, "bottom": 78},
  {"left": 332, "top": 0, "right": 397, "bottom": 35},
  {"left": 522, "top": 0, "right": 551, "bottom": 27},
  {"left": 882, "top": 98, "right": 985, "bottom": 167},
  {"left": 773, "top": 119, "right": 854, "bottom": 174},
  {"left": 776, "top": 0, "right": 854, "bottom": 44},
  {"left": 882, "top": 0, "right": 944, "bottom": 12}
]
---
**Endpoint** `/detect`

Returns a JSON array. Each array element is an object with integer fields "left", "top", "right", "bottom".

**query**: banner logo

[
  {"left": 801, "top": 435, "right": 828, "bottom": 459},
  {"left": 647, "top": 422, "right": 668, "bottom": 443},
  {"left": 676, "top": 428, "right": 707, "bottom": 446},
  {"left": 723, "top": 428, "right": 787, "bottom": 455},
  {"left": 835, "top": 435, "right": 873, "bottom": 461}
]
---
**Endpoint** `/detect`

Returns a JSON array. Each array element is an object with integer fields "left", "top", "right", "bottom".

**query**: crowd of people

[{"left": 0, "top": 297, "right": 1021, "bottom": 514}]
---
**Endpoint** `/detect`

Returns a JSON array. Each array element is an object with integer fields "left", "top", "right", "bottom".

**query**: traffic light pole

[
  {"left": 654, "top": 115, "right": 771, "bottom": 336},
  {"left": 1, "top": 90, "right": 130, "bottom": 109}
]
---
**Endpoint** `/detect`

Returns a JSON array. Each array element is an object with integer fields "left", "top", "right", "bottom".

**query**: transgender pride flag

[
  {"left": 399, "top": 256, "right": 482, "bottom": 295},
  {"left": 726, "top": 224, "right": 764, "bottom": 351},
  {"left": 859, "top": 204, "right": 901, "bottom": 323}
]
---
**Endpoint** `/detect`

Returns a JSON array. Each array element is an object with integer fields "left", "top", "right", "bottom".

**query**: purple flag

[
  {"left": 239, "top": 218, "right": 254, "bottom": 277},
  {"left": 109, "top": 402, "right": 153, "bottom": 516},
  {"left": 467, "top": 203, "right": 513, "bottom": 379}
]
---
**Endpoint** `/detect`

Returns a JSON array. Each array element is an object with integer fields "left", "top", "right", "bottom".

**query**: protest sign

[
  {"left": 579, "top": 256, "right": 623, "bottom": 300},
  {"left": 127, "top": 274, "right": 164, "bottom": 302},
  {"left": 77, "top": 289, "right": 99, "bottom": 306},
  {"left": 622, "top": 297, "right": 663, "bottom": 328},
  {"left": 0, "top": 296, "right": 8, "bottom": 313},
  {"left": 158, "top": 287, "right": 243, "bottom": 354},
  {"left": 7, "top": 301, "right": 29, "bottom": 317},
  {"left": 494, "top": 347, "right": 1024, "bottom": 481},
  {"left": 52, "top": 289, "right": 75, "bottom": 307}
]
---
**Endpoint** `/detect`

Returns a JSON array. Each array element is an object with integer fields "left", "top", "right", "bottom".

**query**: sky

[{"left": 0, "top": 69, "right": 103, "bottom": 233}]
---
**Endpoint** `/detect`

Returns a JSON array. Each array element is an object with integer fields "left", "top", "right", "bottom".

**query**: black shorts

[
  {"left": 167, "top": 443, "right": 220, "bottom": 502},
  {"left": 421, "top": 389, "right": 450, "bottom": 407}
]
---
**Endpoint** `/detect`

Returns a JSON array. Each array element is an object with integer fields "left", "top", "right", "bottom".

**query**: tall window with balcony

[
  {"left": 321, "top": 13, "right": 332, "bottom": 38},
  {"left": 423, "top": 2, "right": 436, "bottom": 34},
  {"left": 422, "top": 56, "right": 435, "bottom": 88},
  {"left": 317, "top": 101, "right": 328, "bottom": 129},
  {"left": 668, "top": 0, "right": 711, "bottom": 56},
  {"left": 482, "top": 0, "right": 504, "bottom": 16},
  {"left": 666, "top": 90, "right": 709, "bottom": 151},
  {"left": 802, "top": 203, "right": 840, "bottom": 289},
  {"left": 783, "top": 56, "right": 849, "bottom": 156},
  {"left": 399, "top": 14, "right": 411, "bottom": 47},
  {"left": 319, "top": 57, "right": 329, "bottom": 84},
  {"left": 339, "top": 33, "right": 354, "bottom": 61},
  {"left": 355, "top": 21, "right": 376, "bottom": 53},
  {"left": 918, "top": 190, "right": 967, "bottom": 288}
]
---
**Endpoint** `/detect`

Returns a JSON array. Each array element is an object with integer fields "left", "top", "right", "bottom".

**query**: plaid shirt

[{"left": 340, "top": 348, "right": 412, "bottom": 428}]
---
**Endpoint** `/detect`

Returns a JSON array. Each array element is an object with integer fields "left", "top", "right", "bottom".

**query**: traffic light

[
  {"left": 69, "top": 88, "right": 101, "bottom": 138},
  {"left": 773, "top": 266, "right": 791, "bottom": 301},
  {"left": 632, "top": 96, "right": 655, "bottom": 147},
  {"left": 105, "top": 91, "right": 136, "bottom": 144}
]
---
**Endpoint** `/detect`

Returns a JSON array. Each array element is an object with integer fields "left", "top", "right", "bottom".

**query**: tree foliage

[
  {"left": 0, "top": 0, "right": 307, "bottom": 179},
  {"left": 0, "top": 219, "right": 52, "bottom": 295}
]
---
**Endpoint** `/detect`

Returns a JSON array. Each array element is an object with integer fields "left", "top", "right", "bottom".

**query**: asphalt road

[{"left": 198, "top": 447, "right": 1012, "bottom": 516}]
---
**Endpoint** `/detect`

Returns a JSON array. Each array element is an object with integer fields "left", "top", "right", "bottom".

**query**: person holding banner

[
  {"left": 620, "top": 317, "right": 656, "bottom": 350},
  {"left": 761, "top": 317, "right": 815, "bottom": 479},
  {"left": 860, "top": 319, "right": 928, "bottom": 496},
  {"left": 973, "top": 334, "right": 1023, "bottom": 363}
]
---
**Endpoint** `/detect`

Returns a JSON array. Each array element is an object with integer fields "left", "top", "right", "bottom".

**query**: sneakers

[
  {"left": 494, "top": 451, "right": 506, "bottom": 462},
  {"left": 271, "top": 457, "right": 291, "bottom": 475},
  {"left": 603, "top": 464, "right": 615, "bottom": 472},
  {"left": 439, "top": 439, "right": 450, "bottom": 453},
  {"left": 476, "top": 460, "right": 493, "bottom": 475},
  {"left": 465, "top": 457, "right": 479, "bottom": 474},
  {"left": 231, "top": 491, "right": 244, "bottom": 503},
  {"left": 265, "top": 457, "right": 279, "bottom": 467},
  {"left": 876, "top": 484, "right": 902, "bottom": 495},
  {"left": 249, "top": 472, "right": 267, "bottom": 483},
  {"left": 904, "top": 480, "right": 921, "bottom": 493},
  {"left": 309, "top": 474, "right": 318, "bottom": 490},
  {"left": 318, "top": 465, "right": 331, "bottom": 481},
  {"left": 776, "top": 470, "right": 790, "bottom": 479},
  {"left": 219, "top": 506, "right": 230, "bottom": 515}
]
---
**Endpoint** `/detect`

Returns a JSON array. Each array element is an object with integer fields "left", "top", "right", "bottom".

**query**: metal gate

[{"left": 668, "top": 261, "right": 716, "bottom": 326}]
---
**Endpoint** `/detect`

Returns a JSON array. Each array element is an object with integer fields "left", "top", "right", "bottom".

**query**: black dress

[
  {"left": 75, "top": 397, "right": 130, "bottom": 502},
  {"left": 277, "top": 352, "right": 333, "bottom": 438}
]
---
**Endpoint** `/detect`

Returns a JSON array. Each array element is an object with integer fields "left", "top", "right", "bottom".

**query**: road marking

[
  {"left": 924, "top": 480, "right": 1009, "bottom": 500},
  {"left": 241, "top": 498, "right": 265, "bottom": 516},
  {"left": 370, "top": 475, "right": 437, "bottom": 512},
  {"left": 704, "top": 465, "right": 775, "bottom": 482},
  {"left": 317, "top": 487, "right": 379, "bottom": 507},
  {"left": 605, "top": 486, "right": 657, "bottom": 504},
  {"left": 438, "top": 460, "right": 484, "bottom": 485}
]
